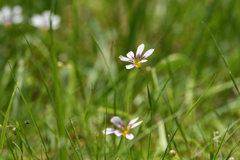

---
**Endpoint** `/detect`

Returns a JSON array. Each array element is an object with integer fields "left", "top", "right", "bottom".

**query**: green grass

[{"left": 1, "top": 0, "right": 240, "bottom": 159}]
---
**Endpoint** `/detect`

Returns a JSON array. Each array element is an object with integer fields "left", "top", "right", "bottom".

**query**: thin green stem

[
  {"left": 104, "top": 95, "right": 108, "bottom": 160},
  {"left": 139, "top": 68, "right": 152, "bottom": 160},
  {"left": 202, "top": 22, "right": 240, "bottom": 95},
  {"left": 69, "top": 118, "right": 83, "bottom": 160},
  {"left": 125, "top": 139, "right": 132, "bottom": 160},
  {"left": 117, "top": 137, "right": 123, "bottom": 152}
]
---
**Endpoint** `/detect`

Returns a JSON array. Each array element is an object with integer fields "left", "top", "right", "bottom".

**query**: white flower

[
  {"left": 119, "top": 44, "right": 154, "bottom": 69},
  {"left": 102, "top": 116, "right": 143, "bottom": 140},
  {"left": 0, "top": 5, "right": 23, "bottom": 26},
  {"left": 29, "top": 10, "right": 61, "bottom": 30}
]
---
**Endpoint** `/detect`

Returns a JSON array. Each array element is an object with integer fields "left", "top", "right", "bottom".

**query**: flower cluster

[
  {"left": 103, "top": 44, "right": 154, "bottom": 140},
  {"left": 103, "top": 116, "right": 143, "bottom": 140},
  {"left": 0, "top": 5, "right": 61, "bottom": 31}
]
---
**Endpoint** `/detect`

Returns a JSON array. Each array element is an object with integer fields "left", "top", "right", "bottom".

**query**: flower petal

[
  {"left": 51, "top": 15, "right": 61, "bottom": 30},
  {"left": 111, "top": 116, "right": 124, "bottom": 128},
  {"left": 114, "top": 130, "right": 123, "bottom": 137},
  {"left": 1, "top": 6, "right": 11, "bottom": 18},
  {"left": 42, "top": 10, "right": 51, "bottom": 20},
  {"left": 119, "top": 55, "right": 131, "bottom": 62},
  {"left": 136, "top": 44, "right": 145, "bottom": 58},
  {"left": 126, "top": 134, "right": 134, "bottom": 140},
  {"left": 126, "top": 51, "right": 134, "bottom": 60},
  {"left": 130, "top": 121, "right": 143, "bottom": 129},
  {"left": 128, "top": 117, "right": 139, "bottom": 126},
  {"left": 142, "top": 49, "right": 154, "bottom": 59},
  {"left": 102, "top": 128, "right": 115, "bottom": 135},
  {"left": 12, "top": 15, "right": 23, "bottom": 24},
  {"left": 114, "top": 130, "right": 123, "bottom": 136},
  {"left": 126, "top": 64, "right": 135, "bottom": 69},
  {"left": 139, "top": 59, "right": 148, "bottom": 63},
  {"left": 12, "top": 5, "right": 22, "bottom": 15},
  {"left": 30, "top": 14, "right": 43, "bottom": 27}
]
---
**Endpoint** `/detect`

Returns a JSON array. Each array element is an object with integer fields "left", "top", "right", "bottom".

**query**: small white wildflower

[
  {"left": 0, "top": 5, "right": 23, "bottom": 27},
  {"left": 119, "top": 43, "right": 154, "bottom": 69},
  {"left": 103, "top": 116, "right": 143, "bottom": 140},
  {"left": 29, "top": 10, "right": 61, "bottom": 31}
]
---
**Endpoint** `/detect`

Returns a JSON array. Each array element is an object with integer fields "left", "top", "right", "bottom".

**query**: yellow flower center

[
  {"left": 4, "top": 24, "right": 12, "bottom": 30},
  {"left": 132, "top": 58, "right": 142, "bottom": 68},
  {"left": 121, "top": 126, "right": 130, "bottom": 137},
  {"left": 41, "top": 27, "right": 48, "bottom": 34}
]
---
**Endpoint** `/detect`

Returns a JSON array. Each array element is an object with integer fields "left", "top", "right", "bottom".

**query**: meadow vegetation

[{"left": 0, "top": 0, "right": 240, "bottom": 159}]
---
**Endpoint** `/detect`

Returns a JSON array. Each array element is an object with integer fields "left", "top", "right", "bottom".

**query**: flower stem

[
  {"left": 117, "top": 137, "right": 123, "bottom": 151},
  {"left": 125, "top": 139, "right": 132, "bottom": 160},
  {"left": 139, "top": 68, "right": 152, "bottom": 160}
]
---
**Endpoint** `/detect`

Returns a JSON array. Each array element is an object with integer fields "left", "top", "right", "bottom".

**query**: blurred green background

[{"left": 0, "top": 0, "right": 240, "bottom": 159}]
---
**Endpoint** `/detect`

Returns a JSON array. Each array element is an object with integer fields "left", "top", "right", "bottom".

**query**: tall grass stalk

[
  {"left": 48, "top": 3, "right": 68, "bottom": 157},
  {"left": 146, "top": 83, "right": 152, "bottom": 160}
]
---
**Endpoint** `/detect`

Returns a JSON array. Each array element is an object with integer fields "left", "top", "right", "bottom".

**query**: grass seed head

[
  {"left": 214, "top": 131, "right": 220, "bottom": 136},
  {"left": 169, "top": 150, "right": 176, "bottom": 157},
  {"left": 12, "top": 127, "right": 17, "bottom": 135},
  {"left": 25, "top": 120, "right": 30, "bottom": 124}
]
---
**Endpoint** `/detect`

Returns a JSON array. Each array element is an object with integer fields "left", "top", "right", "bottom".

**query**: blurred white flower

[
  {"left": 30, "top": 10, "right": 61, "bottom": 31},
  {"left": 0, "top": 5, "right": 23, "bottom": 27},
  {"left": 102, "top": 116, "right": 143, "bottom": 140},
  {"left": 119, "top": 44, "right": 154, "bottom": 69}
]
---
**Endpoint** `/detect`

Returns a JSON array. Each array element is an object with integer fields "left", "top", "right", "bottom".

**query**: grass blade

[
  {"left": 104, "top": 94, "right": 108, "bottom": 160},
  {"left": 65, "top": 127, "right": 82, "bottom": 160},
  {"left": 146, "top": 83, "right": 152, "bottom": 160},
  {"left": 0, "top": 82, "right": 19, "bottom": 157},
  {"left": 88, "top": 28, "right": 116, "bottom": 114},
  {"left": 212, "top": 127, "right": 229, "bottom": 159},
  {"left": 69, "top": 118, "right": 83, "bottom": 160},
  {"left": 12, "top": 141, "right": 23, "bottom": 156},
  {"left": 70, "top": 0, "right": 86, "bottom": 100},
  {"left": 19, "top": 125, "right": 39, "bottom": 160},
  {"left": 163, "top": 96, "right": 183, "bottom": 159},
  {"left": 202, "top": 22, "right": 240, "bottom": 95},
  {"left": 154, "top": 67, "right": 179, "bottom": 107},
  {"left": 224, "top": 141, "right": 240, "bottom": 160},
  {"left": 5, "top": 131, "right": 17, "bottom": 160}
]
